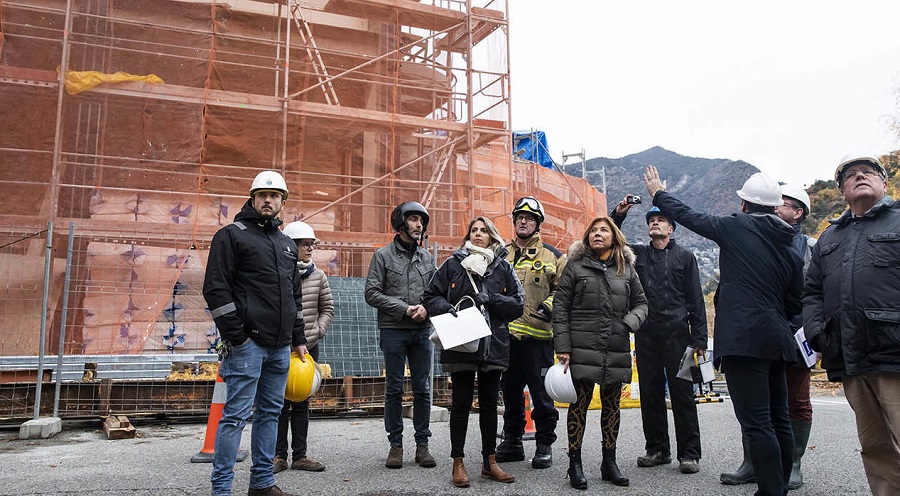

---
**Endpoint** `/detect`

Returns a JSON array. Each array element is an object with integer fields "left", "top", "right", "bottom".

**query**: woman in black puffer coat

[
  {"left": 553, "top": 216, "right": 648, "bottom": 490},
  {"left": 423, "top": 216, "right": 524, "bottom": 488}
]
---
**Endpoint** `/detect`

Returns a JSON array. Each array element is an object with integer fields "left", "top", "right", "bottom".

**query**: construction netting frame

[{"left": 0, "top": 0, "right": 605, "bottom": 420}]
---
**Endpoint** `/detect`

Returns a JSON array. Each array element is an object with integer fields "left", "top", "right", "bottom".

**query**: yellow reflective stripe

[
  {"left": 541, "top": 295, "right": 554, "bottom": 309},
  {"left": 509, "top": 322, "right": 553, "bottom": 339},
  {"left": 513, "top": 259, "right": 557, "bottom": 272}
]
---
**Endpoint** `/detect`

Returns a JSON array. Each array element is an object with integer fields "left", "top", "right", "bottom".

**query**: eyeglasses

[
  {"left": 782, "top": 201, "right": 802, "bottom": 211},
  {"left": 515, "top": 214, "right": 537, "bottom": 224},
  {"left": 841, "top": 167, "right": 880, "bottom": 182},
  {"left": 298, "top": 241, "right": 318, "bottom": 249}
]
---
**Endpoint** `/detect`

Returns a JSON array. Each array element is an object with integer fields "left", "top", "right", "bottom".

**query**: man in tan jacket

[{"left": 497, "top": 197, "right": 566, "bottom": 469}]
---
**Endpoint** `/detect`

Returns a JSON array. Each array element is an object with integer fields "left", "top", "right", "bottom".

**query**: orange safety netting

[{"left": 0, "top": 0, "right": 604, "bottom": 356}]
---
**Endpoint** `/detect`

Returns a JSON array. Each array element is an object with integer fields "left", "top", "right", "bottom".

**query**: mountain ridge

[{"left": 562, "top": 146, "right": 762, "bottom": 285}]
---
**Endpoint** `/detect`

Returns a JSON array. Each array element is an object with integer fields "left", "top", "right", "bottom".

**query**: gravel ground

[{"left": 0, "top": 388, "right": 868, "bottom": 496}]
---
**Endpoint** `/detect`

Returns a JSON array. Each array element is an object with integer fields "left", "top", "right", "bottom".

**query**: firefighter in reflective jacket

[{"left": 496, "top": 196, "right": 566, "bottom": 469}]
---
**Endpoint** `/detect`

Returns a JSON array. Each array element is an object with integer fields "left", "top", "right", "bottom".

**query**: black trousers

[
  {"left": 449, "top": 369, "right": 502, "bottom": 461},
  {"left": 500, "top": 338, "right": 559, "bottom": 445},
  {"left": 723, "top": 356, "right": 793, "bottom": 496},
  {"left": 635, "top": 332, "right": 701, "bottom": 461},
  {"left": 275, "top": 345, "right": 319, "bottom": 460}
]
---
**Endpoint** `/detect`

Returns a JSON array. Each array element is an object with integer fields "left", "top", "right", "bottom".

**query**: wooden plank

[
  {"left": 323, "top": 0, "right": 465, "bottom": 31},
  {"left": 103, "top": 414, "right": 136, "bottom": 439}
]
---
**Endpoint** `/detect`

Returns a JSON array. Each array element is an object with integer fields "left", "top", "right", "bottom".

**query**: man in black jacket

[
  {"left": 204, "top": 170, "right": 307, "bottom": 496},
  {"left": 610, "top": 200, "right": 707, "bottom": 475},
  {"left": 644, "top": 166, "right": 803, "bottom": 496},
  {"left": 804, "top": 154, "right": 900, "bottom": 496}
]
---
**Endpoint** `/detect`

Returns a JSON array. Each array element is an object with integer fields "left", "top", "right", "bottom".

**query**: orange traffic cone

[
  {"left": 522, "top": 387, "right": 536, "bottom": 441},
  {"left": 191, "top": 373, "right": 249, "bottom": 463}
]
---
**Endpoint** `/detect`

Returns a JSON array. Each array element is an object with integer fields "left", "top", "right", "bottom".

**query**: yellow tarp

[{"left": 60, "top": 68, "right": 164, "bottom": 95}]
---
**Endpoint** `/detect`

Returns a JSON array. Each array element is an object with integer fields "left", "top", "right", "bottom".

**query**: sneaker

[
  {"left": 679, "top": 459, "right": 700, "bottom": 474},
  {"left": 291, "top": 455, "right": 326, "bottom": 472},
  {"left": 247, "top": 485, "right": 296, "bottom": 496},
  {"left": 637, "top": 452, "right": 671, "bottom": 467},
  {"left": 272, "top": 457, "right": 288, "bottom": 474},
  {"left": 415, "top": 445, "right": 437, "bottom": 468},
  {"left": 385, "top": 446, "right": 403, "bottom": 469}
]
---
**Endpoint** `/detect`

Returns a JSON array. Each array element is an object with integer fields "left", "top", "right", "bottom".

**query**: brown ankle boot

[
  {"left": 452, "top": 457, "right": 470, "bottom": 488},
  {"left": 481, "top": 454, "right": 515, "bottom": 483}
]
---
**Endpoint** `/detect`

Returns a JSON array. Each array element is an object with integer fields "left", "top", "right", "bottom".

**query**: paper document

[{"left": 794, "top": 328, "right": 818, "bottom": 368}]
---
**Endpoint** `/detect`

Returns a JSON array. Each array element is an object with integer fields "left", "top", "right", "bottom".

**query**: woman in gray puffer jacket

[
  {"left": 553, "top": 216, "right": 648, "bottom": 490},
  {"left": 274, "top": 222, "right": 334, "bottom": 473}
]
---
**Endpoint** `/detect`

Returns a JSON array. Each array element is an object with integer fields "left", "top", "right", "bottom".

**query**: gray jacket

[
  {"left": 365, "top": 237, "right": 436, "bottom": 330},
  {"left": 803, "top": 196, "right": 900, "bottom": 380},
  {"left": 297, "top": 263, "right": 334, "bottom": 350}
]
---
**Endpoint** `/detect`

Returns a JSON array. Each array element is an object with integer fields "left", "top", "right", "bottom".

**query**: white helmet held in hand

[
  {"left": 736, "top": 172, "right": 783, "bottom": 207},
  {"left": 250, "top": 170, "right": 289, "bottom": 200},
  {"left": 283, "top": 221, "right": 317, "bottom": 241},
  {"left": 544, "top": 362, "right": 577, "bottom": 404}
]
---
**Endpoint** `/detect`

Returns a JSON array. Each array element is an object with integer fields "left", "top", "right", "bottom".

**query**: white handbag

[{"left": 429, "top": 272, "right": 491, "bottom": 353}]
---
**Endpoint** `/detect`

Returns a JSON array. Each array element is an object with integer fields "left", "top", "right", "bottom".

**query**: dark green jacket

[{"left": 552, "top": 242, "right": 648, "bottom": 385}]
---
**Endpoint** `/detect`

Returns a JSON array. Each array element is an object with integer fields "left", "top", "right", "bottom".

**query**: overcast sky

[{"left": 508, "top": 1, "right": 900, "bottom": 187}]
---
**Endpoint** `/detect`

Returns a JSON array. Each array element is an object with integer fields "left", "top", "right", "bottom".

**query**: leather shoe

[
  {"left": 415, "top": 445, "right": 437, "bottom": 468},
  {"left": 532, "top": 444, "right": 552, "bottom": 469},
  {"left": 247, "top": 485, "right": 296, "bottom": 496},
  {"left": 272, "top": 457, "right": 288, "bottom": 474},
  {"left": 385, "top": 446, "right": 403, "bottom": 469}
]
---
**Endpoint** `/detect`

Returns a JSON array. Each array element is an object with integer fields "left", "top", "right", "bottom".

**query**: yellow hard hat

[{"left": 285, "top": 352, "right": 322, "bottom": 402}]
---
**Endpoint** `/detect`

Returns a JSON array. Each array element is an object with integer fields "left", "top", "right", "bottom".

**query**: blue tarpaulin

[{"left": 513, "top": 130, "right": 554, "bottom": 169}]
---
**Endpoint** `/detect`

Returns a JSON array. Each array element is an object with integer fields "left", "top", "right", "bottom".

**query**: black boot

[
  {"left": 532, "top": 444, "right": 552, "bottom": 469},
  {"left": 601, "top": 448, "right": 629, "bottom": 487},
  {"left": 495, "top": 435, "right": 525, "bottom": 463},
  {"left": 567, "top": 449, "right": 587, "bottom": 490},
  {"left": 789, "top": 419, "right": 812, "bottom": 490},
  {"left": 720, "top": 435, "right": 755, "bottom": 485}
]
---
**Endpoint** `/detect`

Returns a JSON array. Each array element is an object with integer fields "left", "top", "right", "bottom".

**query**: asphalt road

[{"left": 0, "top": 393, "right": 869, "bottom": 496}]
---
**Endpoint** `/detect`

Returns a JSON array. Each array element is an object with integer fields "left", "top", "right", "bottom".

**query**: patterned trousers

[{"left": 567, "top": 378, "right": 622, "bottom": 451}]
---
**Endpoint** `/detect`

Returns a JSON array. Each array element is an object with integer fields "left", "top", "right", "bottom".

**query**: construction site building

[{"left": 0, "top": 0, "right": 605, "bottom": 419}]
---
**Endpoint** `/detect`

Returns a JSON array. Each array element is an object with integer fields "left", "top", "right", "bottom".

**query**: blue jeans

[
  {"left": 211, "top": 339, "right": 290, "bottom": 496},
  {"left": 379, "top": 327, "right": 433, "bottom": 447},
  {"left": 723, "top": 356, "right": 793, "bottom": 496}
]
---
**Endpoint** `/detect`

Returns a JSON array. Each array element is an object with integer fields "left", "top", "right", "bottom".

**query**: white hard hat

[
  {"left": 779, "top": 183, "right": 811, "bottom": 217},
  {"left": 283, "top": 221, "right": 317, "bottom": 241},
  {"left": 250, "top": 170, "right": 289, "bottom": 200},
  {"left": 736, "top": 173, "right": 783, "bottom": 207},
  {"left": 544, "top": 362, "right": 577, "bottom": 404},
  {"left": 834, "top": 153, "right": 886, "bottom": 188}
]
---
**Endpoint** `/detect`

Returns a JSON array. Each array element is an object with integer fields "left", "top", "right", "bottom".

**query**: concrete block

[
  {"left": 402, "top": 405, "right": 449, "bottom": 422},
  {"left": 19, "top": 417, "right": 62, "bottom": 439}
]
